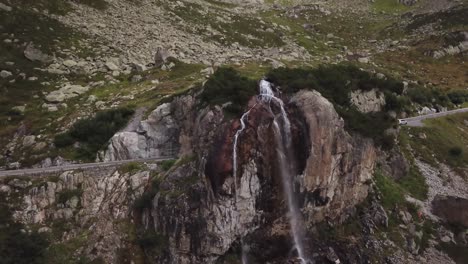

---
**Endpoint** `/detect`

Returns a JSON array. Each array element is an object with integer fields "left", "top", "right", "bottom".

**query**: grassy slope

[{"left": 403, "top": 112, "right": 468, "bottom": 171}]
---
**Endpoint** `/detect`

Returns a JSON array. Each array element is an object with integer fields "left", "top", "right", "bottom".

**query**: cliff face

[
  {"left": 0, "top": 88, "right": 376, "bottom": 263},
  {"left": 129, "top": 89, "right": 376, "bottom": 263},
  {"left": 292, "top": 90, "right": 376, "bottom": 224},
  {"left": 0, "top": 167, "right": 150, "bottom": 263}
]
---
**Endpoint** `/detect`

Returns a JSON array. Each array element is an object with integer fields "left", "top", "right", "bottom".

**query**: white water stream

[{"left": 232, "top": 80, "right": 309, "bottom": 264}]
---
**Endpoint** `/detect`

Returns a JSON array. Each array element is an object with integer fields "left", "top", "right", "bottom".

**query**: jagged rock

[
  {"left": 23, "top": 135, "right": 36, "bottom": 147},
  {"left": 326, "top": 247, "right": 341, "bottom": 263},
  {"left": 12, "top": 105, "right": 26, "bottom": 113},
  {"left": 0, "top": 70, "right": 12, "bottom": 78},
  {"left": 291, "top": 90, "right": 376, "bottom": 223},
  {"left": 33, "top": 142, "right": 47, "bottom": 152},
  {"left": 432, "top": 195, "right": 468, "bottom": 227},
  {"left": 154, "top": 47, "right": 170, "bottom": 67},
  {"left": 24, "top": 43, "right": 52, "bottom": 63},
  {"left": 104, "top": 101, "right": 182, "bottom": 161},
  {"left": 0, "top": 185, "right": 11, "bottom": 193},
  {"left": 399, "top": 0, "right": 418, "bottom": 6},
  {"left": 0, "top": 3, "right": 12, "bottom": 12},
  {"left": 105, "top": 61, "right": 119, "bottom": 71},
  {"left": 45, "top": 84, "right": 90, "bottom": 103},
  {"left": 132, "top": 63, "right": 147, "bottom": 72},
  {"left": 63, "top": 60, "right": 78, "bottom": 67},
  {"left": 131, "top": 74, "right": 142, "bottom": 82},
  {"left": 358, "top": 57, "right": 370, "bottom": 63},
  {"left": 350, "top": 89, "right": 386, "bottom": 113},
  {"left": 400, "top": 210, "right": 413, "bottom": 225}
]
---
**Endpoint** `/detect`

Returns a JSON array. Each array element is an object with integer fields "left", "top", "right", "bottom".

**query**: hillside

[{"left": 0, "top": 0, "right": 467, "bottom": 263}]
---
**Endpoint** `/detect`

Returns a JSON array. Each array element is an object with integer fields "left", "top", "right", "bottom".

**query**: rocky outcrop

[
  {"left": 291, "top": 90, "right": 376, "bottom": 224},
  {"left": 132, "top": 89, "right": 376, "bottom": 263},
  {"left": 104, "top": 95, "right": 199, "bottom": 161},
  {"left": 45, "top": 84, "right": 90, "bottom": 103},
  {"left": 350, "top": 89, "right": 386, "bottom": 113},
  {"left": 432, "top": 195, "right": 468, "bottom": 228},
  {"left": 0, "top": 166, "right": 151, "bottom": 263},
  {"left": 1, "top": 87, "right": 377, "bottom": 263}
]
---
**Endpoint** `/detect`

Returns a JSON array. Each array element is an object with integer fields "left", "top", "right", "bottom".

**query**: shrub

[
  {"left": 133, "top": 177, "right": 161, "bottom": 211},
  {"left": 398, "top": 166, "right": 428, "bottom": 200},
  {"left": 159, "top": 159, "right": 176, "bottom": 171},
  {"left": 136, "top": 230, "right": 167, "bottom": 253},
  {"left": 119, "top": 162, "right": 143, "bottom": 174},
  {"left": 200, "top": 67, "right": 257, "bottom": 116},
  {"left": 447, "top": 90, "right": 468, "bottom": 105},
  {"left": 0, "top": 194, "right": 49, "bottom": 264},
  {"left": 374, "top": 171, "right": 405, "bottom": 209},
  {"left": 54, "top": 107, "right": 134, "bottom": 161},
  {"left": 449, "top": 146, "right": 463, "bottom": 157},
  {"left": 56, "top": 189, "right": 83, "bottom": 205},
  {"left": 53, "top": 133, "right": 75, "bottom": 148}
]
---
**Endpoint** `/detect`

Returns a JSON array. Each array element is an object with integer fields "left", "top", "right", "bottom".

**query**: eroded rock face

[
  {"left": 291, "top": 90, "right": 376, "bottom": 224},
  {"left": 138, "top": 89, "right": 376, "bottom": 263},
  {"left": 104, "top": 94, "right": 199, "bottom": 161},
  {"left": 2, "top": 167, "right": 149, "bottom": 263}
]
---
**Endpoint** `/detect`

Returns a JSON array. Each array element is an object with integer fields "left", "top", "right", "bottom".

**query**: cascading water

[
  {"left": 260, "top": 80, "right": 308, "bottom": 263},
  {"left": 232, "top": 109, "right": 251, "bottom": 198},
  {"left": 233, "top": 106, "right": 256, "bottom": 264},
  {"left": 232, "top": 80, "right": 309, "bottom": 264}
]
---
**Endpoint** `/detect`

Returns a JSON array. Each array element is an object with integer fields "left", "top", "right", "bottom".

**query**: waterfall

[
  {"left": 232, "top": 80, "right": 309, "bottom": 263},
  {"left": 233, "top": 105, "right": 256, "bottom": 264},
  {"left": 260, "top": 80, "right": 308, "bottom": 263},
  {"left": 232, "top": 109, "right": 251, "bottom": 198}
]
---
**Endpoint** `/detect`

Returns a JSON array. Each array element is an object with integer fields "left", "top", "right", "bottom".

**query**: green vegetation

[
  {"left": 119, "top": 162, "right": 144, "bottom": 174},
  {"left": 407, "top": 6, "right": 468, "bottom": 32},
  {"left": 136, "top": 230, "right": 167, "bottom": 255},
  {"left": 164, "top": 1, "right": 284, "bottom": 48},
  {"left": 159, "top": 159, "right": 177, "bottom": 171},
  {"left": 54, "top": 108, "right": 134, "bottom": 161},
  {"left": 56, "top": 188, "right": 83, "bottom": 205},
  {"left": 406, "top": 86, "right": 451, "bottom": 107},
  {"left": 397, "top": 166, "right": 427, "bottom": 200},
  {"left": 447, "top": 90, "right": 468, "bottom": 105},
  {"left": 372, "top": 0, "right": 412, "bottom": 13},
  {"left": 200, "top": 67, "right": 257, "bottom": 116},
  {"left": 267, "top": 64, "right": 404, "bottom": 148},
  {"left": 0, "top": 194, "right": 49, "bottom": 264},
  {"left": 44, "top": 232, "right": 94, "bottom": 264},
  {"left": 0, "top": 5, "right": 98, "bottom": 161},
  {"left": 374, "top": 170, "right": 406, "bottom": 209},
  {"left": 402, "top": 112, "right": 468, "bottom": 170},
  {"left": 133, "top": 177, "right": 161, "bottom": 212}
]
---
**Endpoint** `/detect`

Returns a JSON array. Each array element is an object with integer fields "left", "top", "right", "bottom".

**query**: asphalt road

[
  {"left": 0, "top": 157, "right": 175, "bottom": 178},
  {"left": 401, "top": 107, "right": 468, "bottom": 127}
]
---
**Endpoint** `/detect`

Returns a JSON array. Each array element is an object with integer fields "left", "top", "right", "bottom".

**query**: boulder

[
  {"left": 0, "top": 70, "right": 12, "bottom": 78},
  {"left": 63, "top": 60, "right": 78, "bottom": 67},
  {"left": 432, "top": 195, "right": 468, "bottom": 228},
  {"left": 154, "top": 47, "right": 170, "bottom": 67},
  {"left": 45, "top": 84, "right": 89, "bottom": 103},
  {"left": 23, "top": 135, "right": 36, "bottom": 147},
  {"left": 0, "top": 3, "right": 12, "bottom": 12},
  {"left": 24, "top": 43, "right": 52, "bottom": 63},
  {"left": 105, "top": 62, "right": 119, "bottom": 71}
]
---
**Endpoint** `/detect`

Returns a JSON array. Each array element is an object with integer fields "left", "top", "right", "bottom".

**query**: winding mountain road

[
  {"left": 401, "top": 107, "right": 468, "bottom": 127},
  {"left": 0, "top": 157, "right": 175, "bottom": 178}
]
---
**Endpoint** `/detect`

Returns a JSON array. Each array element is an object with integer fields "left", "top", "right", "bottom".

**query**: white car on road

[{"left": 398, "top": 119, "right": 408, "bottom": 125}]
